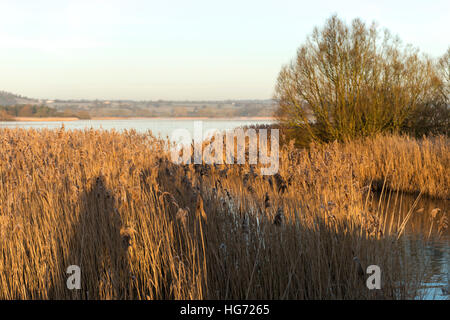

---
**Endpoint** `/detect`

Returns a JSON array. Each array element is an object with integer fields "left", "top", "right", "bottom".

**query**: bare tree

[
  {"left": 439, "top": 47, "right": 449, "bottom": 98},
  {"left": 403, "top": 47, "right": 449, "bottom": 136},
  {"left": 274, "top": 15, "right": 443, "bottom": 143}
]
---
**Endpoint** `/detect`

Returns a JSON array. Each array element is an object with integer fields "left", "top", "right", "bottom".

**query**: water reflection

[{"left": 373, "top": 191, "right": 449, "bottom": 299}]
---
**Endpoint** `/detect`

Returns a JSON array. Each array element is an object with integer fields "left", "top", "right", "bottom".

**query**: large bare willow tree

[{"left": 274, "top": 15, "right": 443, "bottom": 143}]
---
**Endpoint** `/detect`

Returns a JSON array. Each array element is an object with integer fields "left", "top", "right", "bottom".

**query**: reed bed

[
  {"left": 326, "top": 134, "right": 449, "bottom": 199},
  {"left": 0, "top": 127, "right": 446, "bottom": 299}
]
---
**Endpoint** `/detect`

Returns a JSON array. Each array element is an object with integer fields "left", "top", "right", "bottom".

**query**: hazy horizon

[{"left": 1, "top": 0, "right": 449, "bottom": 101}]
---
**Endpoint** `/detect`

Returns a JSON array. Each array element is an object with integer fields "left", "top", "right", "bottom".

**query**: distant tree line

[{"left": 0, "top": 104, "right": 91, "bottom": 121}]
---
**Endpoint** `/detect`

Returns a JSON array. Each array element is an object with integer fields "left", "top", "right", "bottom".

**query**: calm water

[
  {"left": 373, "top": 192, "right": 449, "bottom": 300},
  {"left": 0, "top": 118, "right": 274, "bottom": 138},
  {"left": 1, "top": 119, "right": 448, "bottom": 299}
]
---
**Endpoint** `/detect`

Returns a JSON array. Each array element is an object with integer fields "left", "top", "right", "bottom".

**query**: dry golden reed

[
  {"left": 0, "top": 127, "right": 446, "bottom": 299},
  {"left": 331, "top": 134, "right": 449, "bottom": 199}
]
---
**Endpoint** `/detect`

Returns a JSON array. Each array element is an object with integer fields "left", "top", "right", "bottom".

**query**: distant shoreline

[
  {"left": 10, "top": 116, "right": 276, "bottom": 122},
  {"left": 13, "top": 117, "right": 81, "bottom": 122}
]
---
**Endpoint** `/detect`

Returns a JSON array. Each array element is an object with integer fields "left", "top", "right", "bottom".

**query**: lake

[
  {"left": 0, "top": 118, "right": 275, "bottom": 138},
  {"left": 373, "top": 192, "right": 449, "bottom": 300}
]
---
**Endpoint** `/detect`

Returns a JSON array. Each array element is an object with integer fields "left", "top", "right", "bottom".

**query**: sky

[{"left": 0, "top": 0, "right": 449, "bottom": 100}]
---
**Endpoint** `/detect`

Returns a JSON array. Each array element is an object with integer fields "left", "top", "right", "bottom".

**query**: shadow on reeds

[
  {"left": 154, "top": 162, "right": 411, "bottom": 299},
  {"left": 48, "top": 175, "right": 132, "bottom": 299}
]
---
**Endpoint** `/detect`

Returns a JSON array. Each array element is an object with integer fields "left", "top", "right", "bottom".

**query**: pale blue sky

[{"left": 0, "top": 0, "right": 448, "bottom": 100}]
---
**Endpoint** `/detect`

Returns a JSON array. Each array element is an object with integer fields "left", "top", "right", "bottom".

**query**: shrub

[{"left": 274, "top": 15, "right": 444, "bottom": 144}]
